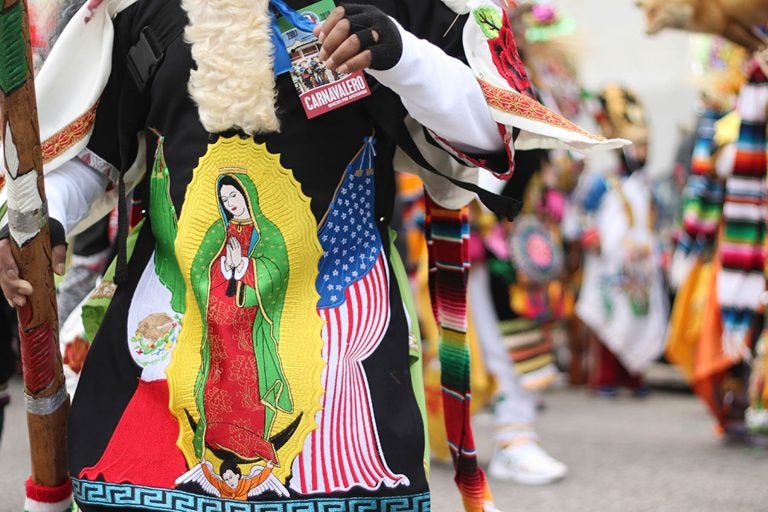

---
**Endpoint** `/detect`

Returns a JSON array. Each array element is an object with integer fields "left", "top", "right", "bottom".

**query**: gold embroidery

[
  {"left": 41, "top": 104, "right": 99, "bottom": 163},
  {"left": 479, "top": 80, "right": 605, "bottom": 141}
]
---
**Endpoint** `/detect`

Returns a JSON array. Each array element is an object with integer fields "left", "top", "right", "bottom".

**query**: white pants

[{"left": 468, "top": 262, "right": 537, "bottom": 444}]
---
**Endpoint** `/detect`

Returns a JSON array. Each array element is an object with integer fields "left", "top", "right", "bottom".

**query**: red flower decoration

[{"left": 487, "top": 11, "right": 535, "bottom": 99}]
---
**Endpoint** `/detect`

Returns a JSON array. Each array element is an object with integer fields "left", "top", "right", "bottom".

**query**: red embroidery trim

[
  {"left": 42, "top": 105, "right": 98, "bottom": 164},
  {"left": 480, "top": 80, "right": 605, "bottom": 142}
]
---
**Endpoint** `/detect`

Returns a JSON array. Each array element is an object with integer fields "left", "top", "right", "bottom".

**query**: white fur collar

[{"left": 182, "top": 0, "right": 280, "bottom": 134}]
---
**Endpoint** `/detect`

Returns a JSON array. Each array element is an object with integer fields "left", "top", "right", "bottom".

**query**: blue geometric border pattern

[{"left": 73, "top": 479, "right": 430, "bottom": 512}]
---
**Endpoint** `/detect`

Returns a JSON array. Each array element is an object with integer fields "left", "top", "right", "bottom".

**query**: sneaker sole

[{"left": 488, "top": 465, "right": 567, "bottom": 485}]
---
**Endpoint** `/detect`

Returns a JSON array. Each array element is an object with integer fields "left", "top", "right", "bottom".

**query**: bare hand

[
  {"left": 225, "top": 243, "right": 234, "bottom": 271},
  {"left": 0, "top": 238, "right": 66, "bottom": 308},
  {"left": 315, "top": 6, "right": 376, "bottom": 75},
  {"left": 228, "top": 237, "right": 243, "bottom": 270}
]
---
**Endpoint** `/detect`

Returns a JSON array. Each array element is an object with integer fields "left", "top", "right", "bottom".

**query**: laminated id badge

[{"left": 276, "top": 0, "right": 372, "bottom": 119}]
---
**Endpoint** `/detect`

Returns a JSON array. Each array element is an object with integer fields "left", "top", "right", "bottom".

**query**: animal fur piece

[
  {"left": 182, "top": 0, "right": 279, "bottom": 134},
  {"left": 636, "top": 0, "right": 768, "bottom": 52}
]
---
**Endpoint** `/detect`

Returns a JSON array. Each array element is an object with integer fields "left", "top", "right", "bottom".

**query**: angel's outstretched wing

[
  {"left": 174, "top": 461, "right": 220, "bottom": 497},
  {"left": 245, "top": 466, "right": 290, "bottom": 498}
]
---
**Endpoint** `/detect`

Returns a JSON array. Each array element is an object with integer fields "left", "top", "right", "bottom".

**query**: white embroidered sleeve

[
  {"left": 366, "top": 21, "right": 503, "bottom": 154},
  {"left": 46, "top": 157, "right": 110, "bottom": 237}
]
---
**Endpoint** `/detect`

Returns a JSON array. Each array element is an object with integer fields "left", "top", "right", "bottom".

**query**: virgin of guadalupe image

[{"left": 189, "top": 171, "right": 294, "bottom": 465}]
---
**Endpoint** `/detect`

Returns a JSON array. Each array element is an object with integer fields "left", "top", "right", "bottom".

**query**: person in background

[
  {"left": 570, "top": 86, "right": 669, "bottom": 396},
  {"left": 469, "top": 147, "right": 568, "bottom": 485}
]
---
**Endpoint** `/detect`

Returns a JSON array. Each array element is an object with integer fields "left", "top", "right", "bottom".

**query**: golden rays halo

[{"left": 167, "top": 136, "right": 325, "bottom": 482}]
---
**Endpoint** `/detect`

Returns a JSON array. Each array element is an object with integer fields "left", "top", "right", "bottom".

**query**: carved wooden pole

[{"left": 0, "top": 0, "right": 72, "bottom": 508}]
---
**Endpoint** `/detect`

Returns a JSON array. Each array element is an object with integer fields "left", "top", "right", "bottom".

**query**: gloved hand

[{"left": 315, "top": 4, "right": 403, "bottom": 74}]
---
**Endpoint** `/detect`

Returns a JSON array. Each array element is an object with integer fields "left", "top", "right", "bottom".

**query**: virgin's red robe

[{"left": 203, "top": 220, "right": 276, "bottom": 463}]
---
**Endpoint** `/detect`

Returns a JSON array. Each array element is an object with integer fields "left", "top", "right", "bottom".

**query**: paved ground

[
  {"left": 3, "top": 375, "right": 768, "bottom": 512},
  {"left": 431, "top": 384, "right": 768, "bottom": 512}
]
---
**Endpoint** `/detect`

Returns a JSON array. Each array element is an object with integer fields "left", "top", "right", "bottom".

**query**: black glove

[
  {"left": 342, "top": 3, "right": 403, "bottom": 71},
  {"left": 0, "top": 217, "right": 66, "bottom": 248}
]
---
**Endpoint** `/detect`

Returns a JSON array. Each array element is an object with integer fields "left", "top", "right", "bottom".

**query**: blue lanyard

[{"left": 270, "top": 0, "right": 318, "bottom": 75}]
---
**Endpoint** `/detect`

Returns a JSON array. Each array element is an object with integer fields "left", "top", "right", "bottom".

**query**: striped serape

[
  {"left": 425, "top": 195, "right": 496, "bottom": 512},
  {"left": 717, "top": 64, "right": 768, "bottom": 359},
  {"left": 679, "top": 109, "right": 727, "bottom": 256}
]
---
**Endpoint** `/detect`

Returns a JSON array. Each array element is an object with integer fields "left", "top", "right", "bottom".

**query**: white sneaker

[{"left": 488, "top": 442, "right": 567, "bottom": 485}]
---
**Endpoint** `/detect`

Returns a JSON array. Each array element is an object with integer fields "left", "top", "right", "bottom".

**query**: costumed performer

[
  {"left": 569, "top": 85, "right": 668, "bottom": 396},
  {"left": 0, "top": 0, "right": 625, "bottom": 510}
]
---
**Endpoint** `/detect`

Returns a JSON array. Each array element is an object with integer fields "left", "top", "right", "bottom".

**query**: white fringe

[{"left": 182, "top": 0, "right": 280, "bottom": 134}]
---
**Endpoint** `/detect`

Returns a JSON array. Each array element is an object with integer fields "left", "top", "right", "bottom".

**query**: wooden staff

[{"left": 0, "top": 0, "right": 70, "bottom": 495}]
